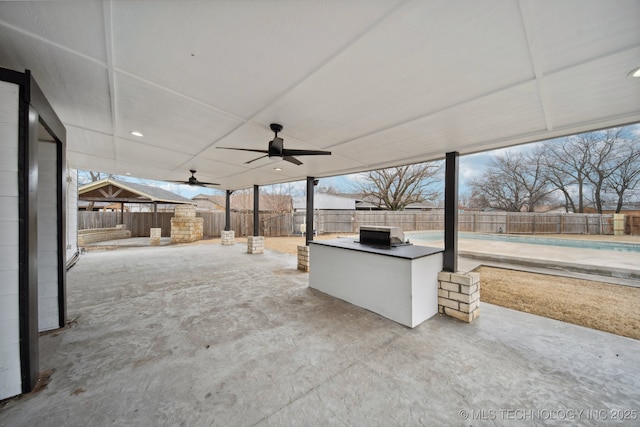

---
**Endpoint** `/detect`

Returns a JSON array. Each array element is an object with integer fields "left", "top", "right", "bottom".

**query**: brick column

[
  {"left": 221, "top": 230, "right": 235, "bottom": 245},
  {"left": 438, "top": 271, "right": 480, "bottom": 322},
  {"left": 297, "top": 245, "right": 310, "bottom": 271},
  {"left": 247, "top": 236, "right": 264, "bottom": 254},
  {"left": 150, "top": 228, "right": 161, "bottom": 246}
]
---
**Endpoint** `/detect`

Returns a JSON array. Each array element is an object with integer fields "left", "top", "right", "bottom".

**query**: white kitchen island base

[{"left": 309, "top": 239, "right": 443, "bottom": 328}]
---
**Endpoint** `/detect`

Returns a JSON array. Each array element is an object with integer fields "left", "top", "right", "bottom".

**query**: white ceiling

[{"left": 1, "top": 0, "right": 639, "bottom": 190}]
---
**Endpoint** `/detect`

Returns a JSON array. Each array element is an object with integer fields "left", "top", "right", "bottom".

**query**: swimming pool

[{"left": 407, "top": 231, "right": 640, "bottom": 253}]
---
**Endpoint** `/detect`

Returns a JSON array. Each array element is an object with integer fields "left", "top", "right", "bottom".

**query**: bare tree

[
  {"left": 78, "top": 170, "right": 116, "bottom": 185},
  {"left": 583, "top": 128, "right": 622, "bottom": 213},
  {"left": 317, "top": 184, "right": 341, "bottom": 195},
  {"left": 604, "top": 139, "right": 640, "bottom": 213},
  {"left": 539, "top": 137, "right": 591, "bottom": 213},
  {"left": 261, "top": 183, "right": 293, "bottom": 213},
  {"left": 469, "top": 151, "right": 552, "bottom": 212},
  {"left": 541, "top": 127, "right": 637, "bottom": 213},
  {"left": 353, "top": 163, "right": 442, "bottom": 211}
]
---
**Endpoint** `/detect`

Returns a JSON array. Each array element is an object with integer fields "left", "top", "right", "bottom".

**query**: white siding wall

[
  {"left": 0, "top": 81, "right": 22, "bottom": 399},
  {"left": 66, "top": 168, "right": 78, "bottom": 264},
  {"left": 38, "top": 141, "right": 59, "bottom": 331}
]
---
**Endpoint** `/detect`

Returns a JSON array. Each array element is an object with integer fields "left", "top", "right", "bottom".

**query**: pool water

[{"left": 407, "top": 231, "right": 640, "bottom": 253}]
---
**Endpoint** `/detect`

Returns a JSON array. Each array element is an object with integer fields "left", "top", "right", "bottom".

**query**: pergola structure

[
  {"left": 1, "top": 0, "right": 639, "bottom": 399},
  {"left": 78, "top": 178, "right": 195, "bottom": 227}
]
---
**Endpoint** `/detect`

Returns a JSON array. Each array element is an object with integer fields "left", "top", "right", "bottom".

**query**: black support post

[
  {"left": 225, "top": 190, "right": 232, "bottom": 231},
  {"left": 306, "top": 177, "right": 315, "bottom": 246},
  {"left": 153, "top": 202, "right": 157, "bottom": 228},
  {"left": 443, "top": 151, "right": 459, "bottom": 272},
  {"left": 253, "top": 185, "right": 259, "bottom": 236}
]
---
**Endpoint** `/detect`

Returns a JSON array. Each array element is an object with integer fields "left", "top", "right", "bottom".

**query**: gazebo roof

[{"left": 78, "top": 179, "right": 195, "bottom": 205}]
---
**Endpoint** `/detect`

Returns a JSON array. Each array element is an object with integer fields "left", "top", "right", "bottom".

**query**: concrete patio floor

[{"left": 1, "top": 242, "right": 639, "bottom": 426}]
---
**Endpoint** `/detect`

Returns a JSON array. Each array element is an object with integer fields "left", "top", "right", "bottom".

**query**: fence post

[
  {"left": 532, "top": 214, "right": 536, "bottom": 235},
  {"left": 585, "top": 215, "right": 589, "bottom": 234},
  {"left": 559, "top": 214, "right": 563, "bottom": 234}
]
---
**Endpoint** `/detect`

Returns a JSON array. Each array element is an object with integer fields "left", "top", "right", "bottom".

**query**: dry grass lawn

[
  {"left": 477, "top": 266, "right": 640, "bottom": 340},
  {"left": 253, "top": 234, "right": 640, "bottom": 340}
]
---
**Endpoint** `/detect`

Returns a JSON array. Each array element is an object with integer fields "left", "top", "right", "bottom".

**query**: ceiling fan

[
  {"left": 217, "top": 123, "right": 331, "bottom": 165},
  {"left": 168, "top": 169, "right": 219, "bottom": 187}
]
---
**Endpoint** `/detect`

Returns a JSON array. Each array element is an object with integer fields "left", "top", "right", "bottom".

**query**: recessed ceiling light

[
  {"left": 274, "top": 167, "right": 282, "bottom": 171},
  {"left": 125, "top": 172, "right": 131, "bottom": 176},
  {"left": 628, "top": 67, "right": 640, "bottom": 78},
  {"left": 130, "top": 131, "right": 143, "bottom": 137}
]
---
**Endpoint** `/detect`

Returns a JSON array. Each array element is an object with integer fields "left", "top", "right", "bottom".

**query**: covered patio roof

[{"left": 0, "top": 1, "right": 638, "bottom": 190}]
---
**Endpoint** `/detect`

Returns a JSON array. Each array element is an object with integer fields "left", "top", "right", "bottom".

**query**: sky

[
  {"left": 78, "top": 149, "right": 521, "bottom": 201},
  {"left": 79, "top": 123, "right": 640, "bottom": 201}
]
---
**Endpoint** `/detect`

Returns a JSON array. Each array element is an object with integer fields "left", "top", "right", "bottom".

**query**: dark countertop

[{"left": 309, "top": 238, "right": 443, "bottom": 260}]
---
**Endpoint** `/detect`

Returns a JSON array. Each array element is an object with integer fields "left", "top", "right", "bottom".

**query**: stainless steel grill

[{"left": 358, "top": 226, "right": 407, "bottom": 248}]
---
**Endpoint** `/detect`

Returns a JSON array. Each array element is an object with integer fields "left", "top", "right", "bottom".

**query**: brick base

[
  {"left": 438, "top": 271, "right": 480, "bottom": 322},
  {"left": 170, "top": 217, "right": 203, "bottom": 243},
  {"left": 247, "top": 236, "right": 264, "bottom": 254},
  {"left": 150, "top": 228, "right": 161, "bottom": 246},
  {"left": 297, "top": 245, "right": 310, "bottom": 271},
  {"left": 221, "top": 230, "right": 235, "bottom": 245}
]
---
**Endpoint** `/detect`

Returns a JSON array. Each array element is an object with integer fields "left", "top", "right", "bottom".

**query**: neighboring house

[
  {"left": 591, "top": 202, "right": 640, "bottom": 216},
  {"left": 294, "top": 193, "right": 440, "bottom": 211},
  {"left": 192, "top": 194, "right": 225, "bottom": 212},
  {"left": 531, "top": 205, "right": 567, "bottom": 214},
  {"left": 293, "top": 193, "right": 356, "bottom": 211},
  {"left": 404, "top": 201, "right": 438, "bottom": 211},
  {"left": 192, "top": 193, "right": 293, "bottom": 213}
]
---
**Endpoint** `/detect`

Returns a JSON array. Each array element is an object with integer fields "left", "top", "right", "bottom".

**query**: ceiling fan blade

[
  {"left": 282, "top": 149, "right": 332, "bottom": 157},
  {"left": 195, "top": 181, "right": 220, "bottom": 186},
  {"left": 167, "top": 180, "right": 190, "bottom": 184},
  {"left": 245, "top": 154, "right": 269, "bottom": 164},
  {"left": 283, "top": 156, "right": 303, "bottom": 165},
  {"left": 217, "top": 147, "right": 269, "bottom": 154}
]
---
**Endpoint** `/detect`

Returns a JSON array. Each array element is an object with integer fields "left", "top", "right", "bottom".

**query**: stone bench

[{"left": 78, "top": 226, "right": 131, "bottom": 246}]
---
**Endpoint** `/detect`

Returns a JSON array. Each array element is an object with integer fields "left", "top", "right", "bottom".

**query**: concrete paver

[{"left": 1, "top": 242, "right": 638, "bottom": 426}]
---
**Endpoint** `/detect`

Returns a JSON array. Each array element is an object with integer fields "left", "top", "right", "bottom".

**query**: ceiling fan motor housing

[
  {"left": 268, "top": 137, "right": 284, "bottom": 157},
  {"left": 270, "top": 123, "right": 283, "bottom": 133}
]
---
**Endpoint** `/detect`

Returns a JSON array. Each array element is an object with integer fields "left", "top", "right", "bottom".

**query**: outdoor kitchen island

[{"left": 309, "top": 227, "right": 443, "bottom": 328}]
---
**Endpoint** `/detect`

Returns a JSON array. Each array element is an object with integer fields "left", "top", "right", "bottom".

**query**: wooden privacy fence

[
  {"left": 627, "top": 215, "right": 640, "bottom": 235},
  {"left": 78, "top": 210, "right": 615, "bottom": 237},
  {"left": 78, "top": 211, "right": 293, "bottom": 238},
  {"left": 293, "top": 210, "right": 614, "bottom": 235}
]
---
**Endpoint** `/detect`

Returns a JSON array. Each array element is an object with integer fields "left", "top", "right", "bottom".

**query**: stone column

[
  {"left": 170, "top": 205, "right": 203, "bottom": 243},
  {"left": 150, "top": 228, "right": 162, "bottom": 246},
  {"left": 247, "top": 235, "right": 264, "bottom": 254},
  {"left": 613, "top": 214, "right": 626, "bottom": 236},
  {"left": 437, "top": 271, "right": 480, "bottom": 322},
  {"left": 221, "top": 230, "right": 235, "bottom": 245},
  {"left": 297, "top": 245, "right": 310, "bottom": 272}
]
